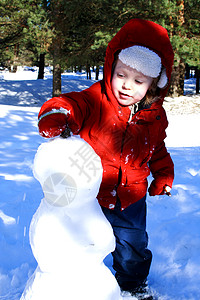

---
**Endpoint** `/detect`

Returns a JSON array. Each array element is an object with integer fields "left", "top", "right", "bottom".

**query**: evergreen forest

[{"left": 0, "top": 0, "right": 199, "bottom": 96}]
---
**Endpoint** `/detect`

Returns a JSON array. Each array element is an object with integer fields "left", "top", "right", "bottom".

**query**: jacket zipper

[
  {"left": 119, "top": 103, "right": 151, "bottom": 188},
  {"left": 121, "top": 103, "right": 138, "bottom": 154},
  {"left": 118, "top": 104, "right": 138, "bottom": 188}
]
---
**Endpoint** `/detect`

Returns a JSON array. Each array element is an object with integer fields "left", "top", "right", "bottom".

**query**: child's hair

[
  {"left": 111, "top": 51, "right": 163, "bottom": 106},
  {"left": 111, "top": 51, "right": 121, "bottom": 79},
  {"left": 145, "top": 77, "right": 161, "bottom": 105}
]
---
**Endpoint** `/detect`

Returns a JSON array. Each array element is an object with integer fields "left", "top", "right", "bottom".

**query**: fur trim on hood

[{"left": 103, "top": 19, "right": 174, "bottom": 105}]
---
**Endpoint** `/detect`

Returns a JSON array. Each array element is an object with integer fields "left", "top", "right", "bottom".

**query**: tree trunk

[
  {"left": 10, "top": 44, "right": 19, "bottom": 73},
  {"left": 86, "top": 63, "right": 91, "bottom": 80},
  {"left": 168, "top": 0, "right": 186, "bottom": 97},
  {"left": 95, "top": 65, "right": 99, "bottom": 80},
  {"left": 52, "top": 38, "right": 61, "bottom": 97},
  {"left": 177, "top": 0, "right": 184, "bottom": 26},
  {"left": 38, "top": 53, "right": 45, "bottom": 79},
  {"left": 196, "top": 68, "right": 200, "bottom": 94},
  {"left": 10, "top": 65, "right": 17, "bottom": 73},
  {"left": 185, "top": 64, "right": 190, "bottom": 79},
  {"left": 53, "top": 61, "right": 61, "bottom": 97},
  {"left": 168, "top": 61, "right": 185, "bottom": 97}
]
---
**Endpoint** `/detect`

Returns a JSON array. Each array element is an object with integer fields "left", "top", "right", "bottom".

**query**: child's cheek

[{"left": 111, "top": 78, "right": 118, "bottom": 99}]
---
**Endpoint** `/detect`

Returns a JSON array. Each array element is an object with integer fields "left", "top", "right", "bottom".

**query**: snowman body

[{"left": 21, "top": 137, "right": 122, "bottom": 300}]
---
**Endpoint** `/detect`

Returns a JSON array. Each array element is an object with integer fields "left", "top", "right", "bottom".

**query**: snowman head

[{"left": 33, "top": 136, "right": 103, "bottom": 207}]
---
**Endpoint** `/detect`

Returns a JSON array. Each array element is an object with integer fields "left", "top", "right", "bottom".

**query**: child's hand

[
  {"left": 60, "top": 126, "right": 71, "bottom": 138},
  {"left": 38, "top": 113, "right": 68, "bottom": 138},
  {"left": 148, "top": 181, "right": 172, "bottom": 196},
  {"left": 163, "top": 185, "right": 172, "bottom": 197}
]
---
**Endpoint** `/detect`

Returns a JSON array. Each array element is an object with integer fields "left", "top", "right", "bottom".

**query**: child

[{"left": 38, "top": 19, "right": 174, "bottom": 299}]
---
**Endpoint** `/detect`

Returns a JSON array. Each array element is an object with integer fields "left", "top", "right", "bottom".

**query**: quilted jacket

[{"left": 38, "top": 19, "right": 174, "bottom": 210}]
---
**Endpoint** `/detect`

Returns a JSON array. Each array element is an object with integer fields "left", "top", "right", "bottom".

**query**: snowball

[{"left": 33, "top": 136, "right": 103, "bottom": 207}]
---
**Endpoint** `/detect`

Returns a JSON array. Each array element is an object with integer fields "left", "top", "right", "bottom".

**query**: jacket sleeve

[
  {"left": 148, "top": 113, "right": 174, "bottom": 196},
  {"left": 38, "top": 91, "right": 90, "bottom": 138}
]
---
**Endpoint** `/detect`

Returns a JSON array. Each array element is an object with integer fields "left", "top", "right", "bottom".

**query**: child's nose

[{"left": 122, "top": 79, "right": 132, "bottom": 90}]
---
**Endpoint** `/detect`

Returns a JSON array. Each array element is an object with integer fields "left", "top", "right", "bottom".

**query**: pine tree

[
  {"left": 0, "top": 0, "right": 29, "bottom": 70},
  {"left": 166, "top": 0, "right": 200, "bottom": 95},
  {"left": 23, "top": 1, "right": 53, "bottom": 79},
  {"left": 0, "top": 0, "right": 52, "bottom": 74},
  {"left": 1, "top": 0, "right": 199, "bottom": 95}
]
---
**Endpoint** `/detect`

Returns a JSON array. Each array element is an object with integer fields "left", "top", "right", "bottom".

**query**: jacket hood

[{"left": 103, "top": 19, "right": 174, "bottom": 100}]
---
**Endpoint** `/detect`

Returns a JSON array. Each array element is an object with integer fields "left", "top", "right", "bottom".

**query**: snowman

[{"left": 21, "top": 136, "right": 122, "bottom": 300}]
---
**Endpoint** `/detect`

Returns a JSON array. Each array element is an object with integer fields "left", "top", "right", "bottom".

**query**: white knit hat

[{"left": 118, "top": 45, "right": 168, "bottom": 88}]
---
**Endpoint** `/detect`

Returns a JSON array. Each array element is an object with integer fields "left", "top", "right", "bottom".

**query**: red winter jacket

[{"left": 38, "top": 19, "right": 174, "bottom": 210}]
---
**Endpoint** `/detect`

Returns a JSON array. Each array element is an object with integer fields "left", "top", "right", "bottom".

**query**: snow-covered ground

[{"left": 0, "top": 70, "right": 200, "bottom": 300}]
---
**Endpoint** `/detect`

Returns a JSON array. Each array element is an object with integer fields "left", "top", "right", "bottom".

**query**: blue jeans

[{"left": 101, "top": 195, "right": 152, "bottom": 291}]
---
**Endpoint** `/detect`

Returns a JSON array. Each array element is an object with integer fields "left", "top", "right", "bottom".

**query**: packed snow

[
  {"left": 20, "top": 136, "right": 122, "bottom": 300},
  {"left": 0, "top": 69, "right": 200, "bottom": 300}
]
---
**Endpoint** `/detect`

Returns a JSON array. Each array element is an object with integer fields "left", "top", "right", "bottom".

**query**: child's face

[{"left": 111, "top": 59, "right": 153, "bottom": 106}]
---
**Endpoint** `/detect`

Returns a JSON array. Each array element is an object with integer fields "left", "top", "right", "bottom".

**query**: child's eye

[
  {"left": 117, "top": 73, "right": 125, "bottom": 78},
  {"left": 135, "top": 80, "right": 143, "bottom": 84}
]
